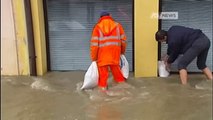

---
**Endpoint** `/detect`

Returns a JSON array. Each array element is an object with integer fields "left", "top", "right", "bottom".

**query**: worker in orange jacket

[{"left": 90, "top": 11, "right": 127, "bottom": 90}]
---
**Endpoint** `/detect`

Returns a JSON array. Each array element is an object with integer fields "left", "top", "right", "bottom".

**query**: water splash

[
  {"left": 31, "top": 78, "right": 55, "bottom": 92},
  {"left": 195, "top": 80, "right": 212, "bottom": 91}
]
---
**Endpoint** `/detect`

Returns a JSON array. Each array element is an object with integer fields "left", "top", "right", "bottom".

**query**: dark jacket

[{"left": 167, "top": 25, "right": 202, "bottom": 63}]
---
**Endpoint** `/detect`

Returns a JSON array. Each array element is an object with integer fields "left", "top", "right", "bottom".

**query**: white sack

[
  {"left": 158, "top": 61, "right": 170, "bottom": 77},
  {"left": 81, "top": 61, "right": 99, "bottom": 90},
  {"left": 120, "top": 55, "right": 129, "bottom": 79}
]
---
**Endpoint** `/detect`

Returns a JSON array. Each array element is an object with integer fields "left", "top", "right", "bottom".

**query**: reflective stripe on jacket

[{"left": 90, "top": 16, "right": 127, "bottom": 66}]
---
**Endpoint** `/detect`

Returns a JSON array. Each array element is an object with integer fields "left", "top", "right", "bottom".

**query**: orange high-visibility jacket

[{"left": 90, "top": 16, "right": 127, "bottom": 66}]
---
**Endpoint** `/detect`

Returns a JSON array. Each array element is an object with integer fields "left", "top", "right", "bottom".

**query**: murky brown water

[{"left": 1, "top": 71, "right": 212, "bottom": 120}]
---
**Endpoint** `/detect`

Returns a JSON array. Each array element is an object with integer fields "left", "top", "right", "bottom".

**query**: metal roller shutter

[
  {"left": 46, "top": 0, "right": 133, "bottom": 71},
  {"left": 161, "top": 0, "right": 212, "bottom": 72}
]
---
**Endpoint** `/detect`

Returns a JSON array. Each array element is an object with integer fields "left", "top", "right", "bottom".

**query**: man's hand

[
  {"left": 162, "top": 54, "right": 169, "bottom": 62},
  {"left": 165, "top": 62, "right": 171, "bottom": 72},
  {"left": 162, "top": 54, "right": 171, "bottom": 72}
]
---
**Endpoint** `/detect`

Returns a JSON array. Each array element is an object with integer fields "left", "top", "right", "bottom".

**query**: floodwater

[{"left": 1, "top": 71, "right": 212, "bottom": 120}]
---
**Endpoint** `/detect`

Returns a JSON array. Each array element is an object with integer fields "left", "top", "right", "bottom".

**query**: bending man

[{"left": 155, "top": 25, "right": 212, "bottom": 85}]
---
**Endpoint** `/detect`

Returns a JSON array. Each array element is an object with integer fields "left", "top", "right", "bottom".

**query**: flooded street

[{"left": 1, "top": 71, "right": 212, "bottom": 120}]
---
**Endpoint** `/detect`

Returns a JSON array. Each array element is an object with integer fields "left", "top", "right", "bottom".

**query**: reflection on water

[{"left": 1, "top": 71, "right": 212, "bottom": 120}]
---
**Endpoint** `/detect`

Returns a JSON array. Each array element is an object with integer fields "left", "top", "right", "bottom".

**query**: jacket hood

[{"left": 97, "top": 16, "right": 117, "bottom": 36}]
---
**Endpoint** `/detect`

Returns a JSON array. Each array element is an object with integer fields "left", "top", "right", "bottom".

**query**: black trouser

[{"left": 178, "top": 33, "right": 210, "bottom": 70}]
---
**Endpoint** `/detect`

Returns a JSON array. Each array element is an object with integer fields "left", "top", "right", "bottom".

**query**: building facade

[{"left": 1, "top": 0, "right": 212, "bottom": 77}]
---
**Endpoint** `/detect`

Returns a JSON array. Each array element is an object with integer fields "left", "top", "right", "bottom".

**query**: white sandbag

[
  {"left": 120, "top": 54, "right": 129, "bottom": 79},
  {"left": 158, "top": 61, "right": 170, "bottom": 77},
  {"left": 81, "top": 61, "right": 99, "bottom": 90}
]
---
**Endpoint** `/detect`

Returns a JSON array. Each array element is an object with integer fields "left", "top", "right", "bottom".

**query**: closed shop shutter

[
  {"left": 161, "top": 0, "right": 212, "bottom": 72},
  {"left": 46, "top": 0, "right": 133, "bottom": 71}
]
